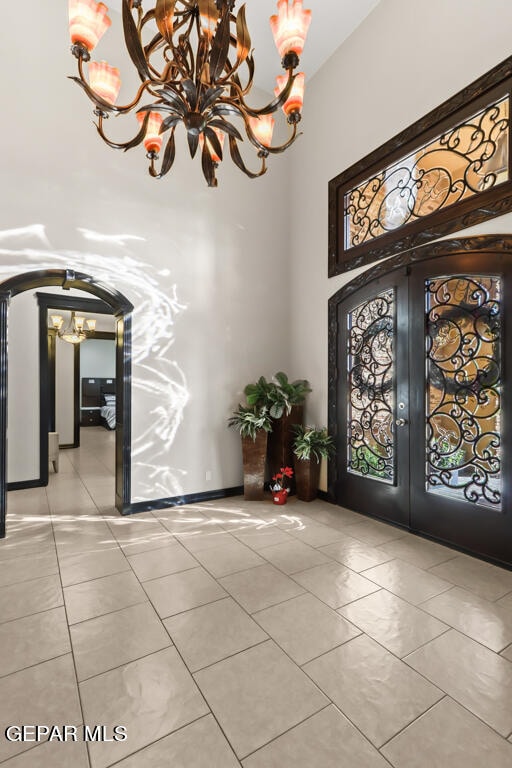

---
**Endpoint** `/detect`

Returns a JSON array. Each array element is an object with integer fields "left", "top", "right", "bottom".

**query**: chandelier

[
  {"left": 68, "top": 0, "right": 312, "bottom": 186},
  {"left": 50, "top": 312, "right": 97, "bottom": 344}
]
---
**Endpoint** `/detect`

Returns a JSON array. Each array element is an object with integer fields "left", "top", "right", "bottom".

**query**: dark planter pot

[
  {"left": 267, "top": 404, "right": 304, "bottom": 481},
  {"left": 241, "top": 431, "right": 268, "bottom": 500},
  {"left": 295, "top": 456, "right": 321, "bottom": 502}
]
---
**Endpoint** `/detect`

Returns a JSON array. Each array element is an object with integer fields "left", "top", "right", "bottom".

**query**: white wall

[
  {"left": 0, "top": 2, "right": 291, "bottom": 502},
  {"left": 80, "top": 339, "right": 116, "bottom": 383},
  {"left": 55, "top": 338, "right": 75, "bottom": 446},
  {"left": 288, "top": 0, "right": 512, "bottom": 490}
]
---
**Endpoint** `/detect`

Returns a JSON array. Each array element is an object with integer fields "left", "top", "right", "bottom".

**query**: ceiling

[{"left": 107, "top": 0, "right": 381, "bottom": 91}]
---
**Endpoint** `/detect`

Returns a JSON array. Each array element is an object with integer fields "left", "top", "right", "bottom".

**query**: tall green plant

[
  {"left": 293, "top": 425, "right": 335, "bottom": 462},
  {"left": 244, "top": 372, "right": 311, "bottom": 420}
]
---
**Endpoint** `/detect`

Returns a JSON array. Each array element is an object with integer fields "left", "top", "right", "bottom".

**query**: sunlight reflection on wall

[{"left": 0, "top": 224, "right": 189, "bottom": 501}]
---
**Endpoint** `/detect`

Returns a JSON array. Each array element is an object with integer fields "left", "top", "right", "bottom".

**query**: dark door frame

[
  {"left": 328, "top": 234, "right": 512, "bottom": 565},
  {"left": 36, "top": 292, "right": 115, "bottom": 461},
  {"left": 0, "top": 269, "right": 133, "bottom": 538}
]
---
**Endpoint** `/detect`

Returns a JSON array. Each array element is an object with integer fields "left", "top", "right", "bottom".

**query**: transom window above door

[{"left": 329, "top": 56, "right": 512, "bottom": 275}]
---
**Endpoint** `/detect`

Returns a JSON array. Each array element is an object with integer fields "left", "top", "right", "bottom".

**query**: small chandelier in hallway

[
  {"left": 68, "top": 0, "right": 311, "bottom": 186},
  {"left": 50, "top": 311, "right": 97, "bottom": 344}
]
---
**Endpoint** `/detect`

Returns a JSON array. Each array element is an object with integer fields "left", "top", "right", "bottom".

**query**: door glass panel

[
  {"left": 425, "top": 276, "right": 502, "bottom": 508},
  {"left": 347, "top": 289, "right": 395, "bottom": 483}
]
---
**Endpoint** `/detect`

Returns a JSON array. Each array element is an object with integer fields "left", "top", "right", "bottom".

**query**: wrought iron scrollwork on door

[
  {"left": 347, "top": 289, "right": 395, "bottom": 483},
  {"left": 425, "top": 275, "right": 502, "bottom": 508},
  {"left": 345, "top": 98, "right": 509, "bottom": 252}
]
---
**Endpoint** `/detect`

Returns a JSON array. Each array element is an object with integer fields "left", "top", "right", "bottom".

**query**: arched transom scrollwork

[{"left": 345, "top": 98, "right": 509, "bottom": 251}]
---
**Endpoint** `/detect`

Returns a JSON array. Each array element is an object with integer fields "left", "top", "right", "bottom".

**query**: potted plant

[
  {"left": 270, "top": 466, "right": 294, "bottom": 505},
  {"left": 292, "top": 425, "right": 335, "bottom": 502},
  {"left": 264, "top": 372, "right": 311, "bottom": 480},
  {"left": 228, "top": 405, "right": 272, "bottom": 500}
]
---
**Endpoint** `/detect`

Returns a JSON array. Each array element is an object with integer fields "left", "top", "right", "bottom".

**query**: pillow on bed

[{"left": 103, "top": 394, "right": 116, "bottom": 405}]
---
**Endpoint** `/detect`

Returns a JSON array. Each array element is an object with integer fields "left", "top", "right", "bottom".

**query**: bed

[{"left": 100, "top": 391, "right": 116, "bottom": 430}]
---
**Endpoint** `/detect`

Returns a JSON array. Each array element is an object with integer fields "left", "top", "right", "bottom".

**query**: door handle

[{"left": 395, "top": 417, "right": 407, "bottom": 427}]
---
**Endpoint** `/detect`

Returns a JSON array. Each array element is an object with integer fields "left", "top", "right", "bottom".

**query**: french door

[{"left": 333, "top": 251, "right": 511, "bottom": 566}]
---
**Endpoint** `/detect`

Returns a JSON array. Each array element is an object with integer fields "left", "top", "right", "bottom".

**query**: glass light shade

[
  {"left": 61, "top": 332, "right": 85, "bottom": 345},
  {"left": 275, "top": 72, "right": 305, "bottom": 116},
  {"left": 248, "top": 114, "right": 275, "bottom": 147},
  {"left": 89, "top": 60, "right": 121, "bottom": 105},
  {"left": 69, "top": 0, "right": 111, "bottom": 52},
  {"left": 137, "top": 111, "right": 164, "bottom": 154},
  {"left": 199, "top": 127, "right": 225, "bottom": 163},
  {"left": 270, "top": 0, "right": 312, "bottom": 58},
  {"left": 86, "top": 318, "right": 97, "bottom": 332},
  {"left": 50, "top": 315, "right": 64, "bottom": 330},
  {"left": 74, "top": 316, "right": 85, "bottom": 332}
]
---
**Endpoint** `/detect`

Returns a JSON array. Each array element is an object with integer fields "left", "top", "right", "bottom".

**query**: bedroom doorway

[
  {"left": 0, "top": 269, "right": 133, "bottom": 538},
  {"left": 36, "top": 293, "right": 116, "bottom": 453},
  {"left": 328, "top": 236, "right": 512, "bottom": 567}
]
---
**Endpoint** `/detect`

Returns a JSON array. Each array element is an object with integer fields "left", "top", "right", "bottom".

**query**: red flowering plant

[{"left": 271, "top": 466, "right": 294, "bottom": 493}]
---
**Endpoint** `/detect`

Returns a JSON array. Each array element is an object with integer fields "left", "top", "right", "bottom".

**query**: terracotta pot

[
  {"left": 267, "top": 404, "right": 304, "bottom": 484},
  {"left": 241, "top": 431, "right": 268, "bottom": 500},
  {"left": 295, "top": 456, "right": 321, "bottom": 502},
  {"left": 272, "top": 489, "right": 288, "bottom": 505}
]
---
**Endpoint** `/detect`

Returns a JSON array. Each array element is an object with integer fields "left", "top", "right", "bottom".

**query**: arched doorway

[
  {"left": 0, "top": 268, "right": 133, "bottom": 538},
  {"left": 328, "top": 236, "right": 512, "bottom": 567}
]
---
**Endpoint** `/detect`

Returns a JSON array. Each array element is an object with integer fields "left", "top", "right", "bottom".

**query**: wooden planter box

[
  {"left": 241, "top": 430, "right": 268, "bottom": 500},
  {"left": 295, "top": 456, "right": 321, "bottom": 502},
  {"left": 267, "top": 404, "right": 304, "bottom": 481}
]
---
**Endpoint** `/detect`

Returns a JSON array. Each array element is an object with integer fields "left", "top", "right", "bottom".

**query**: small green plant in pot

[
  {"left": 228, "top": 406, "right": 272, "bottom": 500},
  {"left": 292, "top": 425, "right": 335, "bottom": 502}
]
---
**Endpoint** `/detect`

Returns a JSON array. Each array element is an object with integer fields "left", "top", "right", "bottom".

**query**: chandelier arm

[
  {"left": 244, "top": 116, "right": 300, "bottom": 156},
  {"left": 148, "top": 128, "right": 177, "bottom": 178},
  {"left": 95, "top": 111, "right": 149, "bottom": 151},
  {"left": 224, "top": 68, "right": 296, "bottom": 118},
  {"left": 74, "top": 55, "right": 160, "bottom": 114},
  {"left": 228, "top": 135, "right": 266, "bottom": 179},
  {"left": 70, "top": 72, "right": 159, "bottom": 115}
]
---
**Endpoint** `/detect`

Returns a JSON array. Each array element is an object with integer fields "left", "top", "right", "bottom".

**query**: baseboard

[
  {"left": 317, "top": 490, "right": 331, "bottom": 502},
  {"left": 121, "top": 486, "right": 244, "bottom": 516},
  {"left": 7, "top": 478, "right": 46, "bottom": 491}
]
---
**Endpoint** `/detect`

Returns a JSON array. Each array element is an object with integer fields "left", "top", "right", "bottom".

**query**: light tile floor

[{"left": 1, "top": 428, "right": 512, "bottom": 766}]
